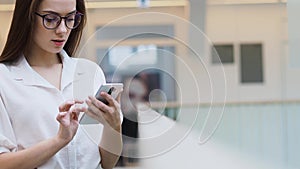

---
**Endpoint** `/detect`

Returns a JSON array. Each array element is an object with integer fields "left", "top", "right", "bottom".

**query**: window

[
  {"left": 211, "top": 44, "right": 234, "bottom": 64},
  {"left": 107, "top": 44, "right": 158, "bottom": 69},
  {"left": 240, "top": 44, "right": 264, "bottom": 83},
  {"left": 96, "top": 25, "right": 174, "bottom": 40}
]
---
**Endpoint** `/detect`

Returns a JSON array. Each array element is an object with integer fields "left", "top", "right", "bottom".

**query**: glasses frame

[{"left": 35, "top": 11, "right": 83, "bottom": 30}]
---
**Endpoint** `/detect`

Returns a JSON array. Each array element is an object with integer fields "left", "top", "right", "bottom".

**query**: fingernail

[
  {"left": 59, "top": 112, "right": 66, "bottom": 116},
  {"left": 85, "top": 99, "right": 91, "bottom": 104}
]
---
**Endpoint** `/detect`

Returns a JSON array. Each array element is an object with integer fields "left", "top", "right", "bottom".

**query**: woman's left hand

[{"left": 84, "top": 92, "right": 122, "bottom": 132}]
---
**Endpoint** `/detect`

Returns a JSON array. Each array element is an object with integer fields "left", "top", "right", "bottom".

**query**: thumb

[{"left": 56, "top": 111, "right": 68, "bottom": 123}]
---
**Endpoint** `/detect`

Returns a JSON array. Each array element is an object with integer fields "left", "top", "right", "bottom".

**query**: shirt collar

[
  {"left": 10, "top": 50, "right": 78, "bottom": 90},
  {"left": 59, "top": 50, "right": 78, "bottom": 90}
]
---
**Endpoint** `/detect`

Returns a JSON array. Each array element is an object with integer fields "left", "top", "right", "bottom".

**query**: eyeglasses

[{"left": 35, "top": 12, "right": 83, "bottom": 30}]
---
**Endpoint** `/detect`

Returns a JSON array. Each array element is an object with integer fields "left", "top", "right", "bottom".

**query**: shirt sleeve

[{"left": 0, "top": 90, "right": 17, "bottom": 154}]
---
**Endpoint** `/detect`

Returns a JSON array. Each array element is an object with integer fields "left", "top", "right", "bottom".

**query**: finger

[
  {"left": 69, "top": 108, "right": 81, "bottom": 120},
  {"left": 59, "top": 100, "right": 75, "bottom": 112},
  {"left": 58, "top": 111, "right": 68, "bottom": 118},
  {"left": 89, "top": 96, "right": 121, "bottom": 124},
  {"left": 73, "top": 99, "right": 84, "bottom": 104},
  {"left": 84, "top": 99, "right": 105, "bottom": 123},
  {"left": 89, "top": 96, "right": 112, "bottom": 114},
  {"left": 86, "top": 98, "right": 105, "bottom": 116},
  {"left": 71, "top": 111, "right": 79, "bottom": 121},
  {"left": 88, "top": 97, "right": 120, "bottom": 127},
  {"left": 69, "top": 104, "right": 86, "bottom": 113},
  {"left": 56, "top": 111, "right": 69, "bottom": 123},
  {"left": 59, "top": 100, "right": 84, "bottom": 112},
  {"left": 100, "top": 92, "right": 116, "bottom": 106}
]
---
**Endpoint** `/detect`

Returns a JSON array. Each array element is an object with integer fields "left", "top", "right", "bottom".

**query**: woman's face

[{"left": 32, "top": 0, "right": 76, "bottom": 56}]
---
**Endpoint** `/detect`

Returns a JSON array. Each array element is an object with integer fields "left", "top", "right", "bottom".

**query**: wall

[
  {"left": 78, "top": 6, "right": 188, "bottom": 60},
  {"left": 0, "top": 11, "right": 13, "bottom": 53},
  {"left": 203, "top": 3, "right": 296, "bottom": 102},
  {"left": 1, "top": 3, "right": 295, "bottom": 103}
]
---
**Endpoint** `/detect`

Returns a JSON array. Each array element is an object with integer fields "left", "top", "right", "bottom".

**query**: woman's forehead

[{"left": 39, "top": 0, "right": 76, "bottom": 14}]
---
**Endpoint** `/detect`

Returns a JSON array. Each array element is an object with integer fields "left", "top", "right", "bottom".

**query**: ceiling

[
  {"left": 0, "top": 0, "right": 287, "bottom": 5},
  {"left": 207, "top": 0, "right": 286, "bottom": 5}
]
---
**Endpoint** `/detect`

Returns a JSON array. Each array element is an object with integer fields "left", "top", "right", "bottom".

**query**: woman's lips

[{"left": 52, "top": 40, "right": 65, "bottom": 47}]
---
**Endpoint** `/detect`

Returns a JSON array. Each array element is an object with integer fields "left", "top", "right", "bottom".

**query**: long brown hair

[{"left": 0, "top": 0, "right": 86, "bottom": 64}]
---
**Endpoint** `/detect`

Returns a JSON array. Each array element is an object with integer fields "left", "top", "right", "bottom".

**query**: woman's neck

[{"left": 25, "top": 49, "right": 62, "bottom": 67}]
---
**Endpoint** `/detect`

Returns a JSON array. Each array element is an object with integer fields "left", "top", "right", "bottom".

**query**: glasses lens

[
  {"left": 44, "top": 14, "right": 60, "bottom": 29},
  {"left": 66, "top": 13, "right": 82, "bottom": 29}
]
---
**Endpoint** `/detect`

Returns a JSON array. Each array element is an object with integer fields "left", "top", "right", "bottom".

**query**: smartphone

[
  {"left": 79, "top": 83, "right": 123, "bottom": 124},
  {"left": 95, "top": 83, "right": 124, "bottom": 105}
]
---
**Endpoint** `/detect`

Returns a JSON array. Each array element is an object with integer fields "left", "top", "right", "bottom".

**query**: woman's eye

[
  {"left": 66, "top": 18, "right": 75, "bottom": 22},
  {"left": 45, "top": 15, "right": 59, "bottom": 23},
  {"left": 45, "top": 18, "right": 55, "bottom": 23},
  {"left": 66, "top": 15, "right": 75, "bottom": 21}
]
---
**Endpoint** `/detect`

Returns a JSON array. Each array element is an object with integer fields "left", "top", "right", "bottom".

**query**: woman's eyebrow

[{"left": 41, "top": 10, "right": 77, "bottom": 15}]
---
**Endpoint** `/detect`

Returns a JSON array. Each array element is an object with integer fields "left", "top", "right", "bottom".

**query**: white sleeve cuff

[{"left": 0, "top": 135, "right": 17, "bottom": 153}]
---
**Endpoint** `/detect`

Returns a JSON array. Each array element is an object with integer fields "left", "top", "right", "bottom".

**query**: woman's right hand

[
  {"left": 56, "top": 100, "right": 85, "bottom": 143},
  {"left": 0, "top": 100, "right": 86, "bottom": 169}
]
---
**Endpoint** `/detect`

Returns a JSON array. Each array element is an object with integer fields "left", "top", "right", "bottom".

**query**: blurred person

[
  {"left": 118, "top": 77, "right": 148, "bottom": 166},
  {"left": 0, "top": 0, "right": 122, "bottom": 168},
  {"left": 122, "top": 77, "right": 148, "bottom": 113}
]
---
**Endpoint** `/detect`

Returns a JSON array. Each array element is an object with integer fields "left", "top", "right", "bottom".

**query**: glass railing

[{"left": 136, "top": 100, "right": 300, "bottom": 169}]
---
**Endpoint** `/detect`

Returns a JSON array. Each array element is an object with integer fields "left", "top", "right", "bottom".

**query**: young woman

[{"left": 0, "top": 0, "right": 122, "bottom": 168}]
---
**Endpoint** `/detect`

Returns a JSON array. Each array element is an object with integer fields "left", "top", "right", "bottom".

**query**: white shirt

[{"left": 0, "top": 50, "right": 107, "bottom": 169}]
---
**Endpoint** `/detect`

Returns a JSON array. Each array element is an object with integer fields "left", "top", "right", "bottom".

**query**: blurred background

[{"left": 1, "top": 0, "right": 300, "bottom": 169}]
